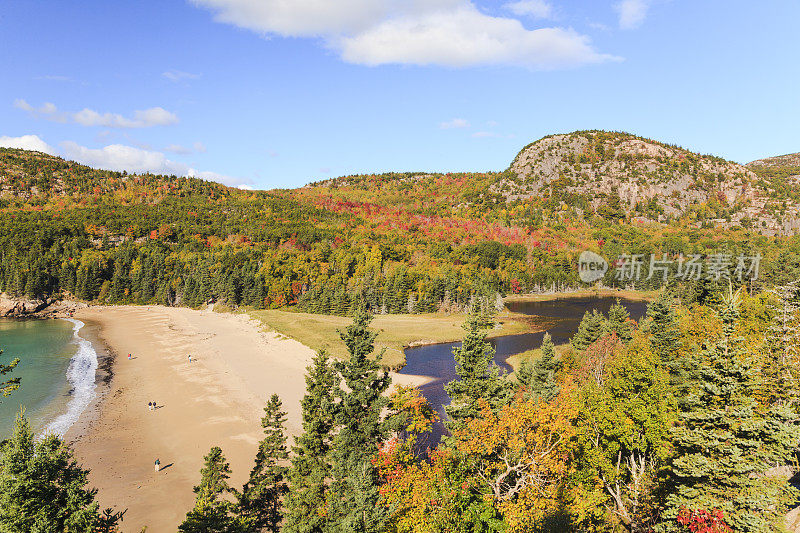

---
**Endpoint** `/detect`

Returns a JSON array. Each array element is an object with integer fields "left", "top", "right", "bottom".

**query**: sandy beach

[{"left": 67, "top": 306, "right": 428, "bottom": 532}]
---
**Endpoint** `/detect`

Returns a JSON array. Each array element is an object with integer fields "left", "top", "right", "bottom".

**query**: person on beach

[
  {"left": 188, "top": 354, "right": 192, "bottom": 363},
  {"left": 155, "top": 459, "right": 160, "bottom": 472},
  {"left": 148, "top": 402, "right": 152, "bottom": 411},
  {"left": 152, "top": 400, "right": 156, "bottom": 409},
  {"left": 128, "top": 353, "right": 131, "bottom": 360}
]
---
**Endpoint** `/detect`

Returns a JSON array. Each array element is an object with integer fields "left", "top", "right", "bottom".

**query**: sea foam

[{"left": 44, "top": 319, "right": 98, "bottom": 437}]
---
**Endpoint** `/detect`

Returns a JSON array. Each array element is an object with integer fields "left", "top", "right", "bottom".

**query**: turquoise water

[{"left": 0, "top": 319, "right": 81, "bottom": 439}]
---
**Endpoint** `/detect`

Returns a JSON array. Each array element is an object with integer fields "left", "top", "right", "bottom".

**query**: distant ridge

[{"left": 4, "top": 132, "right": 800, "bottom": 235}]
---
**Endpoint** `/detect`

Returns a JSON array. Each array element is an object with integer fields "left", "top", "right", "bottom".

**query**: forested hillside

[{"left": 1, "top": 131, "right": 800, "bottom": 315}]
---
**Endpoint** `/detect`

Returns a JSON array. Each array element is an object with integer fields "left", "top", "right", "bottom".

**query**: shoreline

[
  {"left": 64, "top": 305, "right": 429, "bottom": 532},
  {"left": 62, "top": 317, "right": 115, "bottom": 447},
  {"left": 503, "top": 288, "right": 659, "bottom": 303},
  {"left": 65, "top": 305, "right": 317, "bottom": 531},
  {"left": 504, "top": 288, "right": 658, "bottom": 303}
]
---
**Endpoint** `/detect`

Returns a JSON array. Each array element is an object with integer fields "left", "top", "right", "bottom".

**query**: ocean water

[{"left": 0, "top": 319, "right": 98, "bottom": 439}]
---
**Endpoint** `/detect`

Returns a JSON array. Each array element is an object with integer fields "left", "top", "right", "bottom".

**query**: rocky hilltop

[
  {"left": 747, "top": 152, "right": 800, "bottom": 171},
  {"left": 504, "top": 131, "right": 800, "bottom": 235}
]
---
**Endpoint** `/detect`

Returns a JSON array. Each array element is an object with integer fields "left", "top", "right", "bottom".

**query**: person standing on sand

[
  {"left": 148, "top": 402, "right": 152, "bottom": 411},
  {"left": 155, "top": 459, "right": 160, "bottom": 472},
  {"left": 188, "top": 354, "right": 192, "bottom": 363},
  {"left": 152, "top": 400, "right": 156, "bottom": 409}
]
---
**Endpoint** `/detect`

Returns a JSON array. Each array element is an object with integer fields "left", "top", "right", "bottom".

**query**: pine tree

[
  {"left": 515, "top": 357, "right": 534, "bottom": 389},
  {"left": 647, "top": 292, "right": 680, "bottom": 363},
  {"left": 240, "top": 394, "right": 288, "bottom": 532},
  {"left": 179, "top": 446, "right": 239, "bottom": 533},
  {"left": 444, "top": 313, "right": 512, "bottom": 430},
  {"left": 516, "top": 333, "right": 561, "bottom": 403},
  {"left": 571, "top": 310, "right": 609, "bottom": 352},
  {"left": 646, "top": 292, "right": 686, "bottom": 397},
  {"left": 1, "top": 347, "right": 20, "bottom": 400},
  {"left": 282, "top": 351, "right": 337, "bottom": 533},
  {"left": 660, "top": 290, "right": 800, "bottom": 531},
  {"left": 531, "top": 333, "right": 561, "bottom": 402},
  {"left": 109, "top": 260, "right": 128, "bottom": 302},
  {"left": 764, "top": 281, "right": 800, "bottom": 403},
  {"left": 0, "top": 411, "right": 123, "bottom": 532},
  {"left": 608, "top": 299, "right": 634, "bottom": 343},
  {"left": 327, "top": 309, "right": 391, "bottom": 532}
]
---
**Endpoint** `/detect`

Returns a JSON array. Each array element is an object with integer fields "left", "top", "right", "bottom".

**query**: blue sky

[{"left": 1, "top": 0, "right": 798, "bottom": 189}]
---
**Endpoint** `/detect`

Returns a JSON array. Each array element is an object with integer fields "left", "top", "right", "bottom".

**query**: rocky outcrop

[
  {"left": 0, "top": 293, "right": 85, "bottom": 318},
  {"left": 502, "top": 130, "right": 800, "bottom": 235}
]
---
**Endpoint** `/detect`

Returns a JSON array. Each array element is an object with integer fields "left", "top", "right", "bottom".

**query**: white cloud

[
  {"left": 58, "top": 140, "right": 248, "bottom": 187},
  {"left": 0, "top": 134, "right": 56, "bottom": 154},
  {"left": 191, "top": 0, "right": 401, "bottom": 37},
  {"left": 505, "top": 0, "right": 553, "bottom": 19},
  {"left": 0, "top": 133, "right": 243, "bottom": 186},
  {"left": 13, "top": 99, "right": 33, "bottom": 112},
  {"left": 73, "top": 107, "right": 178, "bottom": 128},
  {"left": 163, "top": 70, "right": 201, "bottom": 82},
  {"left": 472, "top": 131, "right": 501, "bottom": 138},
  {"left": 615, "top": 0, "right": 649, "bottom": 29},
  {"left": 193, "top": 0, "right": 618, "bottom": 69},
  {"left": 60, "top": 141, "right": 190, "bottom": 175},
  {"left": 339, "top": 7, "right": 617, "bottom": 68},
  {"left": 440, "top": 118, "right": 470, "bottom": 129},
  {"left": 15, "top": 99, "right": 179, "bottom": 128}
]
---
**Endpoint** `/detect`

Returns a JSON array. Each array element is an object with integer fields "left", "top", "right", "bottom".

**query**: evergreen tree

[
  {"left": 240, "top": 394, "right": 289, "bottom": 532},
  {"left": 179, "top": 446, "right": 240, "bottom": 533},
  {"left": 531, "top": 333, "right": 561, "bottom": 402},
  {"left": 647, "top": 292, "right": 680, "bottom": 364},
  {"left": 327, "top": 309, "right": 391, "bottom": 532},
  {"left": 282, "top": 351, "right": 337, "bottom": 533},
  {"left": 571, "top": 310, "right": 609, "bottom": 352},
  {"left": 660, "top": 290, "right": 800, "bottom": 531},
  {"left": 109, "top": 260, "right": 128, "bottom": 302},
  {"left": 0, "top": 411, "right": 123, "bottom": 532},
  {"left": 444, "top": 313, "right": 512, "bottom": 430},
  {"left": 515, "top": 357, "right": 534, "bottom": 390},
  {"left": 646, "top": 292, "right": 687, "bottom": 397},
  {"left": 608, "top": 299, "right": 634, "bottom": 343},
  {"left": 764, "top": 281, "right": 800, "bottom": 404},
  {"left": 1, "top": 347, "right": 20, "bottom": 400}
]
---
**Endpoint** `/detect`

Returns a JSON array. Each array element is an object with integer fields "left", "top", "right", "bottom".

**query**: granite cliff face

[{"left": 502, "top": 131, "right": 800, "bottom": 235}]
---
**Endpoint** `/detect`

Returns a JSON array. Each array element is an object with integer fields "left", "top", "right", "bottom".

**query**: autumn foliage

[{"left": 676, "top": 508, "right": 732, "bottom": 533}]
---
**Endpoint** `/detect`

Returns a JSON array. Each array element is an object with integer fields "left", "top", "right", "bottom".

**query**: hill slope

[
  {"left": 302, "top": 131, "right": 800, "bottom": 236},
  {"left": 504, "top": 130, "right": 797, "bottom": 234},
  {"left": 2, "top": 135, "right": 800, "bottom": 316}
]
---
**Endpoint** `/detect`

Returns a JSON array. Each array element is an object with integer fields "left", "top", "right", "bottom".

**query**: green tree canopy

[
  {"left": 660, "top": 291, "right": 800, "bottom": 531},
  {"left": 239, "top": 394, "right": 288, "bottom": 532},
  {"left": 328, "top": 309, "right": 392, "bottom": 532},
  {"left": 444, "top": 313, "right": 512, "bottom": 430},
  {"left": 0, "top": 347, "right": 20, "bottom": 400},
  {"left": 179, "top": 446, "right": 240, "bottom": 533},
  {"left": 282, "top": 351, "right": 337, "bottom": 533},
  {"left": 0, "top": 411, "right": 122, "bottom": 532}
]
